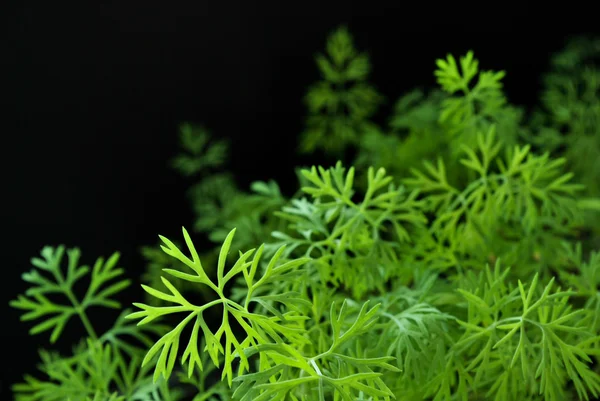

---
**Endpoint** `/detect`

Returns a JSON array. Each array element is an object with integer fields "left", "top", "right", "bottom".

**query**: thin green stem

[
  {"left": 65, "top": 288, "right": 98, "bottom": 341},
  {"left": 54, "top": 268, "right": 99, "bottom": 341}
]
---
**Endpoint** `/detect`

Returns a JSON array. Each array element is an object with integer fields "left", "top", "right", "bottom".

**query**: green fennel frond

[
  {"left": 529, "top": 37, "right": 600, "bottom": 207},
  {"left": 454, "top": 262, "right": 600, "bottom": 401},
  {"left": 435, "top": 51, "right": 523, "bottom": 152},
  {"left": 270, "top": 161, "right": 426, "bottom": 298},
  {"left": 171, "top": 123, "right": 229, "bottom": 177},
  {"left": 404, "top": 127, "right": 584, "bottom": 278},
  {"left": 371, "top": 291, "right": 454, "bottom": 397},
  {"left": 126, "top": 227, "right": 311, "bottom": 385},
  {"left": 559, "top": 242, "right": 600, "bottom": 332},
  {"left": 10, "top": 246, "right": 130, "bottom": 343},
  {"left": 301, "top": 26, "right": 383, "bottom": 154},
  {"left": 232, "top": 300, "right": 399, "bottom": 401},
  {"left": 13, "top": 338, "right": 180, "bottom": 401}
]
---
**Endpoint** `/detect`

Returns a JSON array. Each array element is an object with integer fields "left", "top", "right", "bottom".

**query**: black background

[{"left": 2, "top": 0, "right": 598, "bottom": 394}]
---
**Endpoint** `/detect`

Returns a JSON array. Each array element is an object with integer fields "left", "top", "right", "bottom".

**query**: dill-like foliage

[{"left": 11, "top": 26, "right": 600, "bottom": 401}]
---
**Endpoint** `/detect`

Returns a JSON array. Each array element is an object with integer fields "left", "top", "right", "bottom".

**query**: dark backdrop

[{"left": 1, "top": 0, "right": 597, "bottom": 394}]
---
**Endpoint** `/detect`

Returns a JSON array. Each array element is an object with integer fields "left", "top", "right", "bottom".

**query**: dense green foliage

[{"left": 10, "top": 27, "right": 600, "bottom": 401}]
